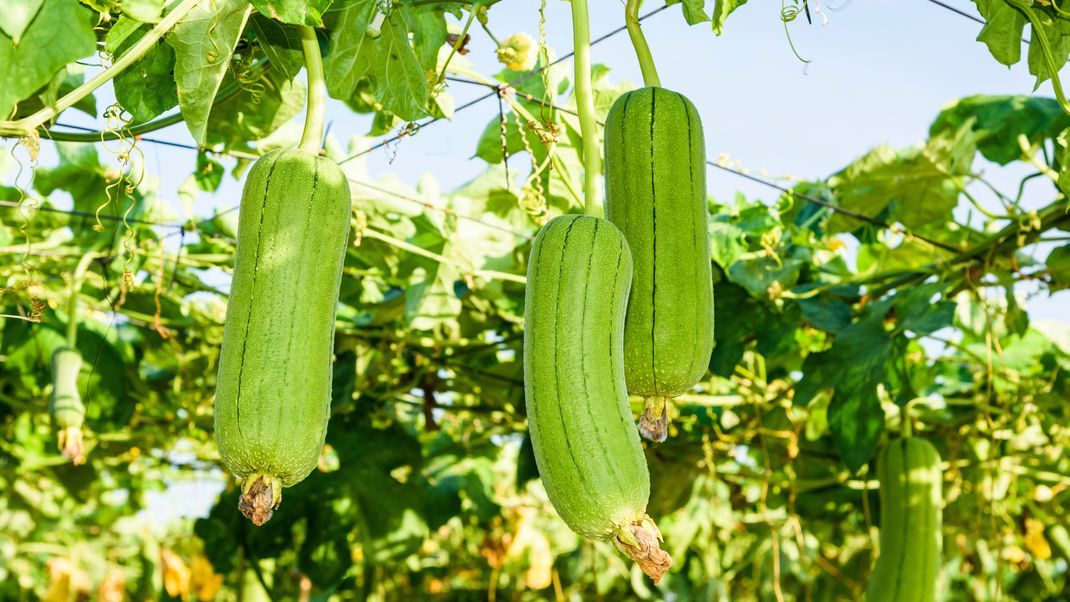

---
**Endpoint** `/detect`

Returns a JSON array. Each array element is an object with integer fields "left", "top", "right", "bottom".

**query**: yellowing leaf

[
  {"left": 1025, "top": 518, "right": 1052, "bottom": 560},
  {"left": 97, "top": 568, "right": 125, "bottom": 602},
  {"left": 160, "top": 549, "right": 191, "bottom": 600},
  {"left": 506, "top": 508, "right": 554, "bottom": 590},
  {"left": 190, "top": 556, "right": 223, "bottom": 602},
  {"left": 43, "top": 558, "right": 90, "bottom": 602}
]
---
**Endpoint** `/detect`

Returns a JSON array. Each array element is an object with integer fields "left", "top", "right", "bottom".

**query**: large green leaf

[
  {"left": 0, "top": 0, "right": 96, "bottom": 117},
  {"left": 930, "top": 95, "right": 1070, "bottom": 165},
  {"left": 250, "top": 14, "right": 305, "bottom": 79},
  {"left": 0, "top": 0, "right": 43, "bottom": 43},
  {"left": 666, "top": 0, "right": 711, "bottom": 25},
  {"left": 713, "top": 0, "right": 747, "bottom": 34},
  {"left": 250, "top": 0, "right": 333, "bottom": 26},
  {"left": 795, "top": 301, "right": 904, "bottom": 470},
  {"left": 325, "top": 0, "right": 429, "bottom": 121},
  {"left": 113, "top": 34, "right": 179, "bottom": 123},
  {"left": 166, "top": 0, "right": 253, "bottom": 145},
  {"left": 205, "top": 68, "right": 306, "bottom": 149},
  {"left": 974, "top": 0, "right": 1026, "bottom": 66},
  {"left": 827, "top": 123, "right": 975, "bottom": 233}
]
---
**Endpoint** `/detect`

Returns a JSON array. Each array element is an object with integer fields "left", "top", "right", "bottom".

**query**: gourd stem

[
  {"left": 570, "top": 0, "right": 603, "bottom": 217},
  {"left": 66, "top": 247, "right": 104, "bottom": 347},
  {"left": 298, "top": 26, "right": 327, "bottom": 154},
  {"left": 901, "top": 403, "right": 913, "bottom": 438},
  {"left": 0, "top": 0, "right": 201, "bottom": 137},
  {"left": 625, "top": 0, "right": 661, "bottom": 88}
]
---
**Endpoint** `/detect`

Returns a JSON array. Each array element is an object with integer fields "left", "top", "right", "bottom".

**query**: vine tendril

[{"left": 781, "top": 0, "right": 812, "bottom": 64}]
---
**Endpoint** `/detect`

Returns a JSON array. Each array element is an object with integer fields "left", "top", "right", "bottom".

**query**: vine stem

[
  {"left": 34, "top": 70, "right": 256, "bottom": 143},
  {"left": 362, "top": 227, "right": 526, "bottom": 283},
  {"left": 298, "top": 26, "right": 327, "bottom": 153},
  {"left": 1006, "top": 0, "right": 1070, "bottom": 116},
  {"left": 0, "top": 0, "right": 201, "bottom": 138},
  {"left": 66, "top": 247, "right": 106, "bottom": 347},
  {"left": 570, "top": 0, "right": 603, "bottom": 217},
  {"left": 901, "top": 402, "right": 913, "bottom": 438},
  {"left": 625, "top": 0, "right": 661, "bottom": 87},
  {"left": 436, "top": 3, "right": 481, "bottom": 89}
]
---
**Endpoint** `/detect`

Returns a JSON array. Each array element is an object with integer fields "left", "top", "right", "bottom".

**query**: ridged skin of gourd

[
  {"left": 603, "top": 87, "right": 714, "bottom": 437},
  {"left": 523, "top": 214, "right": 648, "bottom": 539},
  {"left": 866, "top": 437, "right": 943, "bottom": 602},
  {"left": 50, "top": 347, "right": 84, "bottom": 429},
  {"left": 214, "top": 149, "right": 351, "bottom": 502}
]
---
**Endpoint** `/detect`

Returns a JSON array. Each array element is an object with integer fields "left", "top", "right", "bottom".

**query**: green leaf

[
  {"left": 205, "top": 68, "right": 306, "bottom": 149},
  {"left": 1049, "top": 244, "right": 1070, "bottom": 289},
  {"left": 195, "top": 153, "right": 224, "bottom": 192},
  {"left": 0, "top": 0, "right": 44, "bottom": 43},
  {"left": 666, "top": 0, "right": 710, "bottom": 25},
  {"left": 474, "top": 114, "right": 528, "bottom": 164},
  {"left": 250, "top": 14, "right": 305, "bottom": 79},
  {"left": 113, "top": 38, "right": 179, "bottom": 123},
  {"left": 251, "top": 0, "right": 333, "bottom": 26},
  {"left": 325, "top": 0, "right": 429, "bottom": 121},
  {"left": 893, "top": 283, "right": 955, "bottom": 335},
  {"left": 974, "top": 0, "right": 1026, "bottom": 66},
  {"left": 121, "top": 0, "right": 166, "bottom": 22},
  {"left": 931, "top": 95, "right": 1070, "bottom": 165},
  {"left": 10, "top": 66, "right": 96, "bottom": 121},
  {"left": 1026, "top": 6, "right": 1070, "bottom": 89},
  {"left": 827, "top": 127, "right": 974, "bottom": 233},
  {"left": 329, "top": 423, "right": 429, "bottom": 562},
  {"left": 403, "top": 4, "right": 448, "bottom": 73},
  {"left": 0, "top": 0, "right": 96, "bottom": 118},
  {"left": 795, "top": 302, "right": 901, "bottom": 469},
  {"left": 728, "top": 255, "right": 803, "bottom": 298},
  {"left": 827, "top": 388, "right": 883, "bottom": 472},
  {"left": 712, "top": 0, "right": 748, "bottom": 35},
  {"left": 425, "top": 458, "right": 500, "bottom": 529},
  {"left": 857, "top": 238, "right": 944, "bottom": 274},
  {"left": 299, "top": 496, "right": 354, "bottom": 588},
  {"left": 709, "top": 221, "right": 747, "bottom": 269},
  {"left": 796, "top": 294, "right": 852, "bottom": 333},
  {"left": 166, "top": 0, "right": 253, "bottom": 146}
]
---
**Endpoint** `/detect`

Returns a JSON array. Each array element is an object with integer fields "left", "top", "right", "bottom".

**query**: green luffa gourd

[
  {"left": 215, "top": 149, "right": 351, "bottom": 525},
  {"left": 604, "top": 86, "right": 714, "bottom": 442}
]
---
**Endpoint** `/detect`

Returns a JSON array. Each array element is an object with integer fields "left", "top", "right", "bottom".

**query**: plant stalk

[
  {"left": 66, "top": 247, "right": 105, "bottom": 347},
  {"left": 570, "top": 0, "right": 603, "bottom": 217},
  {"left": 298, "top": 26, "right": 327, "bottom": 153},
  {"left": 625, "top": 0, "right": 661, "bottom": 87}
]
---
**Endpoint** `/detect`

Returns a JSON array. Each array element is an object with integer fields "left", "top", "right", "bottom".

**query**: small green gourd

[
  {"left": 214, "top": 148, "right": 352, "bottom": 525},
  {"left": 50, "top": 346, "right": 86, "bottom": 464},
  {"left": 866, "top": 436, "right": 943, "bottom": 602},
  {"left": 524, "top": 214, "right": 671, "bottom": 582},
  {"left": 604, "top": 86, "right": 714, "bottom": 442}
]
